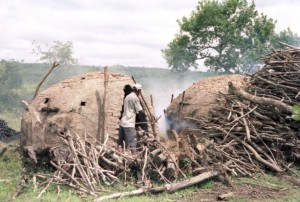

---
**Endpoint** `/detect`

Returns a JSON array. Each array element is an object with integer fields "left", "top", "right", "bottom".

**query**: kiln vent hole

[{"left": 44, "top": 98, "right": 50, "bottom": 104}]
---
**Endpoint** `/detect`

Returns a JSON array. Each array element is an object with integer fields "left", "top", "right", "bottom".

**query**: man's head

[
  {"left": 123, "top": 84, "right": 132, "bottom": 97},
  {"left": 132, "top": 83, "right": 142, "bottom": 95}
]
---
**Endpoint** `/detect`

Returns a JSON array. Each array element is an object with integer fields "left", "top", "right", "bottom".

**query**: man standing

[
  {"left": 118, "top": 84, "right": 132, "bottom": 148},
  {"left": 119, "top": 83, "right": 145, "bottom": 152}
]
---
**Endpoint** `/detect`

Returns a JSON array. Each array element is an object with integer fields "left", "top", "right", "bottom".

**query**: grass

[
  {"left": 0, "top": 145, "right": 94, "bottom": 202},
  {"left": 0, "top": 145, "right": 23, "bottom": 201},
  {"left": 234, "top": 173, "right": 290, "bottom": 189},
  {"left": 0, "top": 144, "right": 216, "bottom": 202},
  {"left": 0, "top": 112, "right": 22, "bottom": 131},
  {"left": 11, "top": 185, "right": 93, "bottom": 202},
  {"left": 1, "top": 142, "right": 300, "bottom": 202}
]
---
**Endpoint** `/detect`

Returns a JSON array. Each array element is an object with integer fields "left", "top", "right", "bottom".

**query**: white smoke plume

[{"left": 144, "top": 72, "right": 210, "bottom": 136}]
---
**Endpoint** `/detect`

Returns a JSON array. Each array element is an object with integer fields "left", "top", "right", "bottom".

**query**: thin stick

[
  {"left": 226, "top": 106, "right": 257, "bottom": 125},
  {"left": 141, "top": 148, "right": 148, "bottom": 182},
  {"left": 37, "top": 178, "right": 53, "bottom": 198},
  {"left": 241, "top": 113, "right": 251, "bottom": 141},
  {"left": 33, "top": 62, "right": 59, "bottom": 100}
]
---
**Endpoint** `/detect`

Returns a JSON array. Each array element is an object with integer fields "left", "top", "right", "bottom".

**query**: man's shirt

[{"left": 120, "top": 92, "right": 143, "bottom": 128}]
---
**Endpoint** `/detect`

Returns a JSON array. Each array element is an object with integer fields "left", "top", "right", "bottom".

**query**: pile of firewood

[
  {"left": 177, "top": 45, "right": 300, "bottom": 176},
  {"left": 35, "top": 127, "right": 189, "bottom": 197},
  {"left": 34, "top": 127, "right": 221, "bottom": 200}
]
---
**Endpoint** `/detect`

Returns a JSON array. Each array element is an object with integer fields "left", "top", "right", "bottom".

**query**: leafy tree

[
  {"left": 273, "top": 28, "right": 300, "bottom": 48},
  {"left": 0, "top": 60, "right": 22, "bottom": 111},
  {"left": 162, "top": 35, "right": 198, "bottom": 72},
  {"left": 32, "top": 40, "right": 78, "bottom": 66},
  {"left": 162, "top": 0, "right": 277, "bottom": 73}
]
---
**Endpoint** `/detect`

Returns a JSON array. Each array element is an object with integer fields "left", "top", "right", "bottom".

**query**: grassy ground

[
  {"left": 1, "top": 141, "right": 300, "bottom": 202},
  {"left": 0, "top": 112, "right": 23, "bottom": 131},
  {"left": 0, "top": 143, "right": 22, "bottom": 201}
]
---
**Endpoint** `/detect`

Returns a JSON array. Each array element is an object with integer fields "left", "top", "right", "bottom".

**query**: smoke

[
  {"left": 143, "top": 71, "right": 208, "bottom": 136},
  {"left": 47, "top": 65, "right": 210, "bottom": 137}
]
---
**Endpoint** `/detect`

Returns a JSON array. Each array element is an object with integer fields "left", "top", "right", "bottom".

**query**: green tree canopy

[
  {"left": 32, "top": 40, "right": 78, "bottom": 66},
  {"left": 0, "top": 60, "right": 22, "bottom": 111},
  {"left": 273, "top": 27, "right": 300, "bottom": 48},
  {"left": 162, "top": 0, "right": 277, "bottom": 73}
]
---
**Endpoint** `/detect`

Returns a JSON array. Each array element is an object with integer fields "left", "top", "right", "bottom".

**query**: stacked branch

[
  {"left": 39, "top": 127, "right": 185, "bottom": 196},
  {"left": 173, "top": 45, "right": 300, "bottom": 177}
]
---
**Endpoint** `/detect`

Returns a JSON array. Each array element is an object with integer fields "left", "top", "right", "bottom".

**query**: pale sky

[{"left": 1, "top": 0, "right": 300, "bottom": 68}]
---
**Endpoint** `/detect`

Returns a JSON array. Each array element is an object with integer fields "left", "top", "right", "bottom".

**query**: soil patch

[{"left": 175, "top": 182, "right": 289, "bottom": 202}]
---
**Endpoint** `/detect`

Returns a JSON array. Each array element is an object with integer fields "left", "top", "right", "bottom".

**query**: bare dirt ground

[
  {"left": 163, "top": 174, "right": 300, "bottom": 202},
  {"left": 183, "top": 183, "right": 287, "bottom": 202}
]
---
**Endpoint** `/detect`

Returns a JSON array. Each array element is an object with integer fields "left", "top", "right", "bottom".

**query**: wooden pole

[
  {"left": 179, "top": 91, "right": 185, "bottom": 122},
  {"left": 33, "top": 62, "right": 59, "bottom": 100},
  {"left": 132, "top": 76, "right": 157, "bottom": 137},
  {"left": 102, "top": 66, "right": 109, "bottom": 143},
  {"left": 150, "top": 94, "right": 154, "bottom": 107},
  {"left": 93, "top": 171, "right": 219, "bottom": 201}
]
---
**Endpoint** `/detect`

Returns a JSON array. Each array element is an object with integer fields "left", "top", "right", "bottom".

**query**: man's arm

[
  {"left": 133, "top": 96, "right": 148, "bottom": 131},
  {"left": 136, "top": 110, "right": 148, "bottom": 131}
]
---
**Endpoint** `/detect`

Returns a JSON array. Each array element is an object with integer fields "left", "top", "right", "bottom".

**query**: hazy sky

[{"left": 1, "top": 0, "right": 300, "bottom": 68}]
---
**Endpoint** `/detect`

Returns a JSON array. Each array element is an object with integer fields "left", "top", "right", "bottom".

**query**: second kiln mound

[{"left": 165, "top": 74, "right": 248, "bottom": 130}]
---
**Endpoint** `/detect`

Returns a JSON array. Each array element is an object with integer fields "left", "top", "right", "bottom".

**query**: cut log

[
  {"left": 228, "top": 81, "right": 293, "bottom": 113},
  {"left": 153, "top": 170, "right": 219, "bottom": 193},
  {"left": 150, "top": 149, "right": 161, "bottom": 158},
  {"left": 93, "top": 171, "right": 219, "bottom": 201},
  {"left": 164, "top": 154, "right": 177, "bottom": 179},
  {"left": 105, "top": 150, "right": 124, "bottom": 164},
  {"left": 196, "top": 143, "right": 206, "bottom": 152},
  {"left": 164, "top": 161, "right": 176, "bottom": 179},
  {"left": 100, "top": 156, "right": 118, "bottom": 168},
  {"left": 154, "top": 153, "right": 167, "bottom": 167}
]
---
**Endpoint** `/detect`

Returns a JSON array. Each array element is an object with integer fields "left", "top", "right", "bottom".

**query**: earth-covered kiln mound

[
  {"left": 20, "top": 71, "right": 201, "bottom": 195},
  {"left": 165, "top": 74, "right": 247, "bottom": 130},
  {"left": 21, "top": 71, "right": 157, "bottom": 159},
  {"left": 165, "top": 46, "right": 300, "bottom": 176}
]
